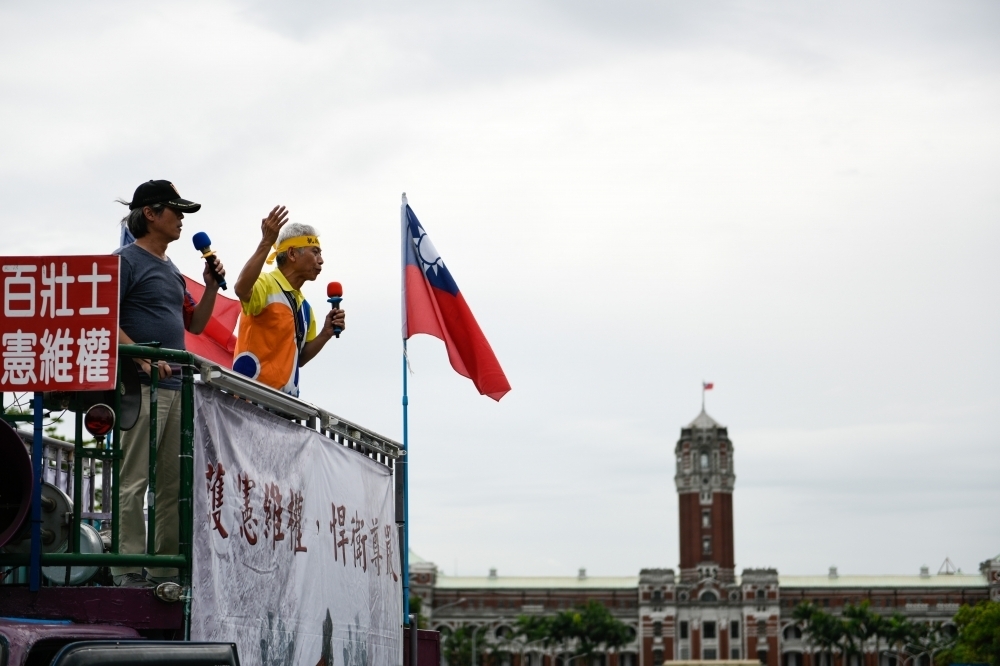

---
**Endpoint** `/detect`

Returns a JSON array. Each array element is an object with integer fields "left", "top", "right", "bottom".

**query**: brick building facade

[{"left": 413, "top": 409, "right": 998, "bottom": 666}]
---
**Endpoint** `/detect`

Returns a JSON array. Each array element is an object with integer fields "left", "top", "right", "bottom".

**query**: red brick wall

[
  {"left": 715, "top": 492, "right": 734, "bottom": 569},
  {"left": 678, "top": 492, "right": 700, "bottom": 569},
  {"left": 679, "top": 490, "right": 735, "bottom": 570}
]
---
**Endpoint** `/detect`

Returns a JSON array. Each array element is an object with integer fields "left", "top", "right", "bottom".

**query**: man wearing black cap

[{"left": 111, "top": 180, "right": 225, "bottom": 587}]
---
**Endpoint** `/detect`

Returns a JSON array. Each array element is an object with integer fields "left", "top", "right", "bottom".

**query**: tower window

[
  {"left": 700, "top": 452, "right": 710, "bottom": 470},
  {"left": 654, "top": 621, "right": 662, "bottom": 637},
  {"left": 702, "top": 509, "right": 711, "bottom": 528},
  {"left": 731, "top": 620, "right": 740, "bottom": 639},
  {"left": 704, "top": 621, "right": 717, "bottom": 639},
  {"left": 702, "top": 536, "right": 712, "bottom": 554},
  {"left": 680, "top": 621, "right": 689, "bottom": 639}
]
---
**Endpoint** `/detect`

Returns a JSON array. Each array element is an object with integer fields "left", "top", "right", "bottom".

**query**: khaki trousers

[{"left": 109, "top": 385, "right": 181, "bottom": 578}]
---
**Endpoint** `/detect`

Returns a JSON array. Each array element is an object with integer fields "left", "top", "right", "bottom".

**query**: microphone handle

[
  {"left": 328, "top": 297, "right": 343, "bottom": 338},
  {"left": 203, "top": 251, "right": 228, "bottom": 290}
]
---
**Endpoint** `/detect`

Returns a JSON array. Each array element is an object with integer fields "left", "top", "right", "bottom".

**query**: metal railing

[{"left": 1, "top": 343, "right": 401, "bottom": 635}]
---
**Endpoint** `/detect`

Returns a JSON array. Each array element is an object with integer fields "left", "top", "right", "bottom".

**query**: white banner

[{"left": 191, "top": 386, "right": 402, "bottom": 666}]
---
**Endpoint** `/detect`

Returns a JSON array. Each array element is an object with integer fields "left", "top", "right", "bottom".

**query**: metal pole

[
  {"left": 471, "top": 625, "right": 476, "bottom": 666},
  {"left": 409, "top": 613, "right": 418, "bottom": 666},
  {"left": 179, "top": 366, "right": 195, "bottom": 640},
  {"left": 402, "top": 343, "right": 410, "bottom": 625},
  {"left": 29, "top": 391, "right": 43, "bottom": 591},
  {"left": 147, "top": 364, "right": 159, "bottom": 553},
  {"left": 73, "top": 408, "right": 83, "bottom": 554}
]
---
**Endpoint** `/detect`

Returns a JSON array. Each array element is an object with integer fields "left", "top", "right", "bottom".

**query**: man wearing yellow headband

[{"left": 232, "top": 206, "right": 346, "bottom": 396}]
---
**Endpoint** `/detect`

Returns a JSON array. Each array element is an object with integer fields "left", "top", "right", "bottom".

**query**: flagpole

[
  {"left": 400, "top": 192, "right": 411, "bottom": 634},
  {"left": 402, "top": 342, "right": 410, "bottom": 628},
  {"left": 702, "top": 381, "right": 705, "bottom": 412}
]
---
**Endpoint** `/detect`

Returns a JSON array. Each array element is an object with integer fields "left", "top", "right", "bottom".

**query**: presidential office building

[{"left": 410, "top": 409, "right": 999, "bottom": 666}]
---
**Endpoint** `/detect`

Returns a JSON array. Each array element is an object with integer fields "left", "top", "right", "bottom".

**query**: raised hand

[{"left": 261, "top": 206, "right": 289, "bottom": 247}]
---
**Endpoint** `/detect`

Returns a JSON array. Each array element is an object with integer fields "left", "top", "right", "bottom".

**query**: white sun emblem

[{"left": 413, "top": 224, "right": 445, "bottom": 276}]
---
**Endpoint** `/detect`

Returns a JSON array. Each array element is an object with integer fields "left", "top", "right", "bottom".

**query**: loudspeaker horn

[{"left": 0, "top": 418, "right": 33, "bottom": 550}]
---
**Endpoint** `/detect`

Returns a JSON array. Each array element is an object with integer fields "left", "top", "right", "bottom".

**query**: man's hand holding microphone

[
  {"left": 192, "top": 232, "right": 228, "bottom": 291},
  {"left": 324, "top": 282, "right": 346, "bottom": 340}
]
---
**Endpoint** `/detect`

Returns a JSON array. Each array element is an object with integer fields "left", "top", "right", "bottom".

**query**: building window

[
  {"left": 700, "top": 451, "right": 710, "bottom": 470},
  {"left": 703, "top": 536, "right": 712, "bottom": 554},
  {"left": 654, "top": 649, "right": 664, "bottom": 666},
  {"left": 680, "top": 648, "right": 690, "bottom": 660},
  {"left": 701, "top": 591, "right": 718, "bottom": 602},
  {"left": 702, "top": 509, "right": 711, "bottom": 528},
  {"left": 758, "top": 650, "right": 768, "bottom": 665},
  {"left": 654, "top": 621, "right": 663, "bottom": 637},
  {"left": 731, "top": 649, "right": 742, "bottom": 660},
  {"left": 704, "top": 648, "right": 718, "bottom": 660},
  {"left": 731, "top": 621, "right": 740, "bottom": 639},
  {"left": 704, "top": 621, "right": 717, "bottom": 639},
  {"left": 652, "top": 589, "right": 662, "bottom": 603},
  {"left": 680, "top": 621, "right": 689, "bottom": 639},
  {"left": 757, "top": 620, "right": 767, "bottom": 637},
  {"left": 783, "top": 654, "right": 803, "bottom": 666},
  {"left": 783, "top": 626, "right": 802, "bottom": 640}
]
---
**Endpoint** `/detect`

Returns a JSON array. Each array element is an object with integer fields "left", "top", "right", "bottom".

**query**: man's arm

[
  {"left": 299, "top": 308, "right": 346, "bottom": 366},
  {"left": 188, "top": 257, "right": 225, "bottom": 334},
  {"left": 118, "top": 327, "right": 172, "bottom": 379},
  {"left": 234, "top": 206, "right": 289, "bottom": 303}
]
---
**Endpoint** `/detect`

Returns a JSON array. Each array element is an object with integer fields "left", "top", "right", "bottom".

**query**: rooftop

[
  {"left": 428, "top": 572, "right": 987, "bottom": 590},
  {"left": 778, "top": 573, "right": 987, "bottom": 589},
  {"left": 435, "top": 575, "right": 640, "bottom": 590},
  {"left": 688, "top": 409, "right": 723, "bottom": 430}
]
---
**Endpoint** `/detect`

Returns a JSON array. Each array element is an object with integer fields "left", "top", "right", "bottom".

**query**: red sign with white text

[{"left": 1, "top": 255, "right": 120, "bottom": 392}]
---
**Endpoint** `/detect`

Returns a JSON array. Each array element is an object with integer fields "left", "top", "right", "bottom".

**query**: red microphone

[{"left": 326, "top": 282, "right": 343, "bottom": 338}]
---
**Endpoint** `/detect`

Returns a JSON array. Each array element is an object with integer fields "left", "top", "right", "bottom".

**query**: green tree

[
  {"left": 512, "top": 600, "right": 632, "bottom": 661},
  {"left": 905, "top": 621, "right": 955, "bottom": 666},
  {"left": 795, "top": 602, "right": 848, "bottom": 666},
  {"left": 937, "top": 601, "right": 1000, "bottom": 666},
  {"left": 883, "top": 612, "right": 919, "bottom": 666},
  {"left": 408, "top": 596, "right": 429, "bottom": 629},
  {"left": 440, "top": 625, "right": 488, "bottom": 666},
  {"left": 844, "top": 601, "right": 887, "bottom": 664}
]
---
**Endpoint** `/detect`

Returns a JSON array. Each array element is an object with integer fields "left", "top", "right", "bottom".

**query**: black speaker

[{"left": 0, "top": 418, "right": 32, "bottom": 549}]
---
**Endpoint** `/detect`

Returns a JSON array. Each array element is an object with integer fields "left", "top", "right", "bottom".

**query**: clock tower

[{"left": 675, "top": 409, "right": 736, "bottom": 583}]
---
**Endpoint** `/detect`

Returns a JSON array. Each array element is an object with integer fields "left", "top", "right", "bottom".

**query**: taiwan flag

[{"left": 401, "top": 196, "right": 511, "bottom": 401}]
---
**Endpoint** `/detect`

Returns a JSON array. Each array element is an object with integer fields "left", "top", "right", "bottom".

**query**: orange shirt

[{"left": 232, "top": 270, "right": 317, "bottom": 396}]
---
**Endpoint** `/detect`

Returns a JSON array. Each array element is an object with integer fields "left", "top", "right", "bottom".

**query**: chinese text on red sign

[{"left": 1, "top": 256, "right": 120, "bottom": 392}]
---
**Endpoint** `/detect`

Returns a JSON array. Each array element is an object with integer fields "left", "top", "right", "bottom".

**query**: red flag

[
  {"left": 402, "top": 199, "right": 510, "bottom": 401},
  {"left": 703, "top": 382, "right": 714, "bottom": 390},
  {"left": 183, "top": 275, "right": 241, "bottom": 368}
]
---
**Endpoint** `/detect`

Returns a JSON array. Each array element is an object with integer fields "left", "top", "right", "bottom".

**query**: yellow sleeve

[
  {"left": 305, "top": 301, "right": 318, "bottom": 342},
  {"left": 242, "top": 273, "right": 270, "bottom": 316}
]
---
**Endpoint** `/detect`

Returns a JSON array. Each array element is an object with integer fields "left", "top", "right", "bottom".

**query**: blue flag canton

[{"left": 405, "top": 206, "right": 459, "bottom": 296}]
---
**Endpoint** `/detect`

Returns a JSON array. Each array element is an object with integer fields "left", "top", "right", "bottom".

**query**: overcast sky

[{"left": 2, "top": 0, "right": 998, "bottom": 578}]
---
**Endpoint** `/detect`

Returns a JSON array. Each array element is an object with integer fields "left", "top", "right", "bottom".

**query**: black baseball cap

[{"left": 126, "top": 180, "right": 201, "bottom": 212}]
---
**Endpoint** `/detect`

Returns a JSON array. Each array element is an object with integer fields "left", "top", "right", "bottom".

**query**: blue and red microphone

[
  {"left": 191, "top": 232, "right": 227, "bottom": 290},
  {"left": 326, "top": 282, "right": 343, "bottom": 338}
]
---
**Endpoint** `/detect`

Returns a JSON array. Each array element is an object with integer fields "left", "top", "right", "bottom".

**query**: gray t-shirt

[{"left": 113, "top": 243, "right": 191, "bottom": 390}]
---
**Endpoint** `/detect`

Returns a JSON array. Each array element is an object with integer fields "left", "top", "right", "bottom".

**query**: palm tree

[
  {"left": 795, "top": 602, "right": 846, "bottom": 666},
  {"left": 845, "top": 601, "right": 886, "bottom": 666},
  {"left": 883, "top": 613, "right": 918, "bottom": 666}
]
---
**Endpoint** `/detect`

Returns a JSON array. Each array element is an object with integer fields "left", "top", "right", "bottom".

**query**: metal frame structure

[{"left": 1, "top": 343, "right": 401, "bottom": 638}]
